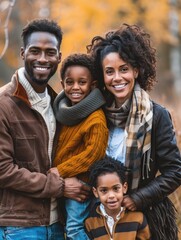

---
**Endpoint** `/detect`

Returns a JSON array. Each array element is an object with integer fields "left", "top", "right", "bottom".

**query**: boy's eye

[
  {"left": 79, "top": 80, "right": 87, "bottom": 85},
  {"left": 65, "top": 80, "right": 73, "bottom": 85},
  {"left": 100, "top": 189, "right": 107, "bottom": 194},
  {"left": 113, "top": 186, "right": 121, "bottom": 192}
]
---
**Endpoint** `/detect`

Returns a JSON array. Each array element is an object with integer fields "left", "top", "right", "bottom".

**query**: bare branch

[{"left": 0, "top": 0, "right": 16, "bottom": 59}]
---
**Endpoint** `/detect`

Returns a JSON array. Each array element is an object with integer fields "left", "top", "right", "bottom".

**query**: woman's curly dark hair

[
  {"left": 87, "top": 23, "right": 157, "bottom": 99},
  {"left": 60, "top": 53, "right": 96, "bottom": 80},
  {"left": 88, "top": 155, "right": 127, "bottom": 188}
]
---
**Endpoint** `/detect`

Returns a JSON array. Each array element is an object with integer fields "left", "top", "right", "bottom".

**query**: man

[{"left": 0, "top": 18, "right": 90, "bottom": 240}]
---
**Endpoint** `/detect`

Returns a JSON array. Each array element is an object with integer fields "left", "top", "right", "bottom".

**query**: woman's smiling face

[{"left": 102, "top": 52, "right": 138, "bottom": 107}]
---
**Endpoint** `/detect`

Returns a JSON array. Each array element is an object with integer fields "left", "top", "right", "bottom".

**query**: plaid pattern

[{"left": 106, "top": 83, "right": 153, "bottom": 190}]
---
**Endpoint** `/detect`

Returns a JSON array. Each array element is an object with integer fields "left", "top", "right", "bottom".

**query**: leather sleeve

[{"left": 130, "top": 103, "right": 181, "bottom": 210}]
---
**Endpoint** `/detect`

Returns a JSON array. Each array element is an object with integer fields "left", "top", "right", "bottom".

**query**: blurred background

[{"left": 0, "top": 0, "right": 180, "bottom": 237}]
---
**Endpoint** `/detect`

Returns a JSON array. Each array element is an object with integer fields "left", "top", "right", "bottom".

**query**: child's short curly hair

[
  {"left": 88, "top": 155, "right": 127, "bottom": 188},
  {"left": 60, "top": 53, "right": 96, "bottom": 80}
]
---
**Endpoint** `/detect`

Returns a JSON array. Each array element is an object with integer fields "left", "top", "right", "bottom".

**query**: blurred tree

[
  {"left": 0, "top": 0, "right": 181, "bottom": 92},
  {"left": 50, "top": 0, "right": 180, "bottom": 56},
  {"left": 0, "top": 0, "right": 50, "bottom": 84}
]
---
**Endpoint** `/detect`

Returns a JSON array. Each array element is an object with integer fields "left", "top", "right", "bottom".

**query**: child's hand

[{"left": 48, "top": 167, "right": 60, "bottom": 176}]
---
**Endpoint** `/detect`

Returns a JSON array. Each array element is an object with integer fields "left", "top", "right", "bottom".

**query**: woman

[{"left": 87, "top": 23, "right": 181, "bottom": 240}]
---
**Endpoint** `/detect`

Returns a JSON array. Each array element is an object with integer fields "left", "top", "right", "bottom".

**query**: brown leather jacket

[{"left": 0, "top": 71, "right": 64, "bottom": 226}]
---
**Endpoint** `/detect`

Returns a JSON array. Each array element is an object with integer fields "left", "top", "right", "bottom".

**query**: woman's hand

[{"left": 122, "top": 195, "right": 137, "bottom": 211}]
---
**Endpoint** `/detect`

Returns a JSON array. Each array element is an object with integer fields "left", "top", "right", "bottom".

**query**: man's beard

[{"left": 31, "top": 76, "right": 50, "bottom": 85}]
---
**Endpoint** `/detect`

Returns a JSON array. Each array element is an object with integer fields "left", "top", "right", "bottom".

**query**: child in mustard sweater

[
  {"left": 85, "top": 156, "right": 151, "bottom": 240},
  {"left": 50, "top": 53, "right": 108, "bottom": 240}
]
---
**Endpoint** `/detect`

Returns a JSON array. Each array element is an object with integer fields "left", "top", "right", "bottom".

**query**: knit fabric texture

[
  {"left": 105, "top": 83, "right": 153, "bottom": 190},
  {"left": 53, "top": 88, "right": 106, "bottom": 126}
]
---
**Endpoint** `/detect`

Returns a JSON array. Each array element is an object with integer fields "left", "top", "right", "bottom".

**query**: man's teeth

[{"left": 35, "top": 67, "right": 48, "bottom": 71}]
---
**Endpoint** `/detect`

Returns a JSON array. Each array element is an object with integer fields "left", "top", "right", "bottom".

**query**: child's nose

[
  {"left": 108, "top": 191, "right": 115, "bottom": 198},
  {"left": 72, "top": 82, "right": 79, "bottom": 89}
]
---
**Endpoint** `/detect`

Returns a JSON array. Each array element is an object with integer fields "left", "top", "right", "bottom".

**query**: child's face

[
  {"left": 61, "top": 65, "right": 95, "bottom": 105},
  {"left": 93, "top": 172, "right": 127, "bottom": 218}
]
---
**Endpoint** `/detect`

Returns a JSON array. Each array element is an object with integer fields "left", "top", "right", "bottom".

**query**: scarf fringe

[{"left": 144, "top": 197, "right": 178, "bottom": 240}]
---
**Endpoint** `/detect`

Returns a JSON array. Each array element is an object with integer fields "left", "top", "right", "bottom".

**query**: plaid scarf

[{"left": 106, "top": 83, "right": 153, "bottom": 190}]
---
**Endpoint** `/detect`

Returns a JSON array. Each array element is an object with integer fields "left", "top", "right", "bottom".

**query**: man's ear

[
  {"left": 20, "top": 47, "right": 25, "bottom": 60},
  {"left": 123, "top": 182, "right": 128, "bottom": 194},
  {"left": 58, "top": 52, "right": 62, "bottom": 63},
  {"left": 92, "top": 187, "right": 99, "bottom": 198},
  {"left": 91, "top": 80, "right": 97, "bottom": 90}
]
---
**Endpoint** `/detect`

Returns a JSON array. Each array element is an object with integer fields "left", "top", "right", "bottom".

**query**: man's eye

[
  {"left": 31, "top": 49, "right": 38, "bottom": 54},
  {"left": 48, "top": 51, "right": 56, "bottom": 56}
]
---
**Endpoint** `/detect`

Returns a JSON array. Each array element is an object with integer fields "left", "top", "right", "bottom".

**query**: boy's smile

[{"left": 62, "top": 65, "right": 94, "bottom": 105}]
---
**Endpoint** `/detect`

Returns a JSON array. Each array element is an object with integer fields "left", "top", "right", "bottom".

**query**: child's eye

[
  {"left": 113, "top": 186, "right": 121, "bottom": 192},
  {"left": 65, "top": 80, "right": 73, "bottom": 85},
  {"left": 79, "top": 80, "right": 87, "bottom": 85},
  {"left": 100, "top": 189, "right": 107, "bottom": 194}
]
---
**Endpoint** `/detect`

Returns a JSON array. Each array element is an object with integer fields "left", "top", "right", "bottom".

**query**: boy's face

[
  {"left": 61, "top": 65, "right": 96, "bottom": 105},
  {"left": 93, "top": 172, "right": 127, "bottom": 218}
]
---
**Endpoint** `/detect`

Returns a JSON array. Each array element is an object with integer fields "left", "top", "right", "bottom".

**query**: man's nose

[{"left": 38, "top": 52, "right": 48, "bottom": 62}]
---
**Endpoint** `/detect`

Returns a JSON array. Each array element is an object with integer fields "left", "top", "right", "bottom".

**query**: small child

[
  {"left": 51, "top": 53, "right": 108, "bottom": 240},
  {"left": 85, "top": 156, "right": 151, "bottom": 240}
]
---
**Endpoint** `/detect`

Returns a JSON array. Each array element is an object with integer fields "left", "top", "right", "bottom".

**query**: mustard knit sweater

[{"left": 54, "top": 108, "right": 108, "bottom": 182}]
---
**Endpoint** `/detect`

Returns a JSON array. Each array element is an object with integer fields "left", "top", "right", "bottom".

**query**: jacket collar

[{"left": 12, "top": 70, "right": 57, "bottom": 107}]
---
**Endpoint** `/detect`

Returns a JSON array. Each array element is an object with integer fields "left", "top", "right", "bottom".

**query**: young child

[
  {"left": 51, "top": 53, "right": 108, "bottom": 240},
  {"left": 85, "top": 156, "right": 151, "bottom": 240}
]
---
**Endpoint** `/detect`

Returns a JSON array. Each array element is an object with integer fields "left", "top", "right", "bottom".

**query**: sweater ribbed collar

[{"left": 53, "top": 88, "right": 105, "bottom": 126}]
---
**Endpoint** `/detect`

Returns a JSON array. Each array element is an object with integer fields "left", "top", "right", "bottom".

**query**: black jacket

[{"left": 131, "top": 102, "right": 181, "bottom": 210}]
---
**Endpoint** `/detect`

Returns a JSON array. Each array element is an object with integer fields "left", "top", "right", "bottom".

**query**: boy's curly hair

[
  {"left": 60, "top": 53, "right": 96, "bottom": 80},
  {"left": 88, "top": 155, "right": 127, "bottom": 188},
  {"left": 87, "top": 23, "right": 157, "bottom": 100}
]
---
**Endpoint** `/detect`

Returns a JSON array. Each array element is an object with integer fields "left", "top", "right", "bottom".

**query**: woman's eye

[
  {"left": 121, "top": 67, "right": 128, "bottom": 72},
  {"left": 105, "top": 69, "right": 113, "bottom": 75}
]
